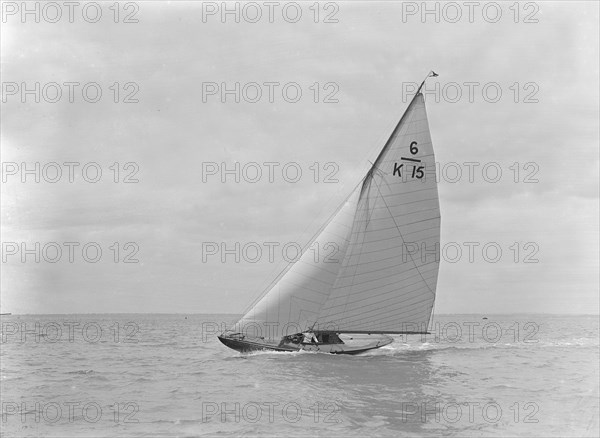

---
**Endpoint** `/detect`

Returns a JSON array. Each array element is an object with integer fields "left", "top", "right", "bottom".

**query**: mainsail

[
  {"left": 315, "top": 92, "right": 440, "bottom": 333},
  {"left": 235, "top": 77, "right": 440, "bottom": 340}
]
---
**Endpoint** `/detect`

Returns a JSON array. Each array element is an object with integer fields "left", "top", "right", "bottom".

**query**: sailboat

[{"left": 218, "top": 72, "right": 441, "bottom": 354}]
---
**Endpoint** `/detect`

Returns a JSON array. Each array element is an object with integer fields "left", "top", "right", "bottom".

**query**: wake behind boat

[{"left": 219, "top": 71, "right": 442, "bottom": 355}]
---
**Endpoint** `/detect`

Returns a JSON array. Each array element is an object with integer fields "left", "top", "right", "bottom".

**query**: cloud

[{"left": 1, "top": 1, "right": 598, "bottom": 314}]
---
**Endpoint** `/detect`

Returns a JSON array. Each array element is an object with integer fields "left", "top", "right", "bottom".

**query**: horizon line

[{"left": 1, "top": 312, "right": 598, "bottom": 316}]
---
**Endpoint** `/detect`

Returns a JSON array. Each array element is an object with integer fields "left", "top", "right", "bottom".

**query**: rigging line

[
  {"left": 329, "top": 190, "right": 372, "bottom": 318},
  {"left": 428, "top": 304, "right": 436, "bottom": 333}
]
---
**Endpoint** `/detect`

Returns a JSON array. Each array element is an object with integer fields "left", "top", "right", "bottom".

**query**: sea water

[{"left": 1, "top": 314, "right": 598, "bottom": 437}]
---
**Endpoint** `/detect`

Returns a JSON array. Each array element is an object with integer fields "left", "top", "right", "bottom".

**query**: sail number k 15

[{"left": 394, "top": 141, "right": 425, "bottom": 179}]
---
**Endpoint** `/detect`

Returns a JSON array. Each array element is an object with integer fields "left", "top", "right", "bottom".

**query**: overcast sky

[{"left": 1, "top": 1, "right": 598, "bottom": 315}]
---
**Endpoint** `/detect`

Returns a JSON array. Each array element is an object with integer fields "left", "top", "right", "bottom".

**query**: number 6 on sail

[{"left": 219, "top": 71, "right": 441, "bottom": 354}]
